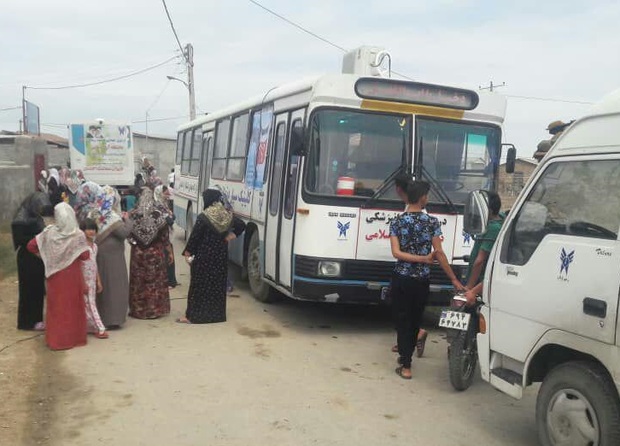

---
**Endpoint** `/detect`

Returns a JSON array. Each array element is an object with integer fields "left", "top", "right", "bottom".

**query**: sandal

[
  {"left": 416, "top": 331, "right": 428, "bottom": 358},
  {"left": 391, "top": 344, "right": 398, "bottom": 353},
  {"left": 94, "top": 331, "right": 109, "bottom": 339},
  {"left": 175, "top": 317, "right": 191, "bottom": 324},
  {"left": 395, "top": 366, "right": 412, "bottom": 380}
]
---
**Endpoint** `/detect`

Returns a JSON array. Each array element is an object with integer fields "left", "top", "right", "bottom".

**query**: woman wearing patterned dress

[
  {"left": 177, "top": 189, "right": 245, "bottom": 324},
  {"left": 127, "top": 188, "right": 171, "bottom": 319}
]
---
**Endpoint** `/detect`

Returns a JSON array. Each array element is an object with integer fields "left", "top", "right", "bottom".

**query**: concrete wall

[
  {"left": 133, "top": 134, "right": 176, "bottom": 180},
  {"left": 0, "top": 136, "right": 49, "bottom": 221},
  {"left": 48, "top": 146, "right": 69, "bottom": 168}
]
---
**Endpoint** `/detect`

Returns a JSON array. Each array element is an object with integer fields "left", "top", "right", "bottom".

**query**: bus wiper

[
  {"left": 420, "top": 166, "right": 459, "bottom": 214},
  {"left": 361, "top": 165, "right": 405, "bottom": 209}
]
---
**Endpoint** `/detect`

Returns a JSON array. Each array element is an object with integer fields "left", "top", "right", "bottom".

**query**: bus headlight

[{"left": 318, "top": 261, "right": 342, "bottom": 278}]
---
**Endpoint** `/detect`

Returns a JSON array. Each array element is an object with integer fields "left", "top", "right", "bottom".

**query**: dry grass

[{"left": 0, "top": 221, "right": 17, "bottom": 281}]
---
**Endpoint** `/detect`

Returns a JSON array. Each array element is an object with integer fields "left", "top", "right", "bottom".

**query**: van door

[{"left": 488, "top": 156, "right": 620, "bottom": 361}]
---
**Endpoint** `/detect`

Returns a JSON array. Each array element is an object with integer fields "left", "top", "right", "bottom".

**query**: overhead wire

[
  {"left": 161, "top": 0, "right": 189, "bottom": 64},
  {"left": 504, "top": 94, "right": 594, "bottom": 105},
  {"left": 0, "top": 106, "right": 21, "bottom": 112},
  {"left": 25, "top": 55, "right": 180, "bottom": 91}
]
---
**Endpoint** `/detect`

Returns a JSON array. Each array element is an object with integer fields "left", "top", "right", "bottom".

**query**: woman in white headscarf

[{"left": 27, "top": 202, "right": 90, "bottom": 350}]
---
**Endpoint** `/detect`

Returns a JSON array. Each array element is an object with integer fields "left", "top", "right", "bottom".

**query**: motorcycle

[{"left": 439, "top": 292, "right": 484, "bottom": 391}]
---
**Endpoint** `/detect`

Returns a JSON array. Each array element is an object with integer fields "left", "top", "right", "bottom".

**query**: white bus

[{"left": 173, "top": 65, "right": 513, "bottom": 304}]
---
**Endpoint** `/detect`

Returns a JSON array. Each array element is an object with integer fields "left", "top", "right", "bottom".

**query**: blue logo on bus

[{"left": 337, "top": 221, "right": 350, "bottom": 240}]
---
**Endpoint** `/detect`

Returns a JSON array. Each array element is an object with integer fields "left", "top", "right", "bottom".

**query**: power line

[
  {"left": 0, "top": 106, "right": 21, "bottom": 112},
  {"left": 505, "top": 94, "right": 594, "bottom": 105},
  {"left": 132, "top": 115, "right": 188, "bottom": 124},
  {"left": 25, "top": 55, "right": 179, "bottom": 91},
  {"left": 248, "top": 0, "right": 346, "bottom": 52},
  {"left": 247, "top": 0, "right": 412, "bottom": 80},
  {"left": 161, "top": 0, "right": 189, "bottom": 64}
]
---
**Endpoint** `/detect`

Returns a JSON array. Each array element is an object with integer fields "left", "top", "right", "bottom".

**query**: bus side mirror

[
  {"left": 503, "top": 144, "right": 516, "bottom": 174},
  {"left": 464, "top": 190, "right": 489, "bottom": 236},
  {"left": 290, "top": 126, "right": 306, "bottom": 156}
]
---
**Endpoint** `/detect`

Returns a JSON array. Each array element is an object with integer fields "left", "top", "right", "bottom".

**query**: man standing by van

[{"left": 464, "top": 191, "right": 503, "bottom": 305}]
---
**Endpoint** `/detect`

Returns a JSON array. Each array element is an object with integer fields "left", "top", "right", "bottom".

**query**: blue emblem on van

[
  {"left": 337, "top": 221, "right": 350, "bottom": 239},
  {"left": 560, "top": 248, "right": 575, "bottom": 275},
  {"left": 463, "top": 231, "right": 472, "bottom": 245}
]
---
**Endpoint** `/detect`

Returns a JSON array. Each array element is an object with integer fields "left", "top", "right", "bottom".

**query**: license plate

[
  {"left": 380, "top": 287, "right": 390, "bottom": 302},
  {"left": 438, "top": 310, "right": 471, "bottom": 331}
]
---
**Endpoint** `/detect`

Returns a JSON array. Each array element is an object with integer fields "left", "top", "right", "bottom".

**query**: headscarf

[
  {"left": 38, "top": 171, "right": 48, "bottom": 193},
  {"left": 12, "top": 192, "right": 54, "bottom": 249},
  {"left": 47, "top": 168, "right": 60, "bottom": 186},
  {"left": 35, "top": 202, "right": 89, "bottom": 278},
  {"left": 75, "top": 181, "right": 102, "bottom": 222},
  {"left": 65, "top": 170, "right": 80, "bottom": 195},
  {"left": 129, "top": 188, "right": 169, "bottom": 247},
  {"left": 201, "top": 189, "right": 233, "bottom": 234},
  {"left": 75, "top": 170, "right": 85, "bottom": 183},
  {"left": 59, "top": 167, "right": 70, "bottom": 186},
  {"left": 153, "top": 185, "right": 166, "bottom": 206},
  {"left": 95, "top": 185, "right": 123, "bottom": 243},
  {"left": 146, "top": 172, "right": 163, "bottom": 190}
]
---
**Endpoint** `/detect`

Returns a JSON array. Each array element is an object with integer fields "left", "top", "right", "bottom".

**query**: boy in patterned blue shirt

[{"left": 389, "top": 180, "right": 463, "bottom": 379}]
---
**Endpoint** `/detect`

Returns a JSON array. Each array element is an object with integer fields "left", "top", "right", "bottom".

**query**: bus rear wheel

[{"left": 247, "top": 231, "right": 278, "bottom": 303}]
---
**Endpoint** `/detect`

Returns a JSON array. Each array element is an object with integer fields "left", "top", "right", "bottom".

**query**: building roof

[
  {"left": 133, "top": 132, "right": 176, "bottom": 142},
  {"left": 0, "top": 130, "right": 68, "bottom": 147},
  {"left": 500, "top": 157, "right": 538, "bottom": 167}
]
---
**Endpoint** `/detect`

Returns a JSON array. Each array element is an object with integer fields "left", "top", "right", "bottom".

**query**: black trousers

[{"left": 391, "top": 273, "right": 430, "bottom": 368}]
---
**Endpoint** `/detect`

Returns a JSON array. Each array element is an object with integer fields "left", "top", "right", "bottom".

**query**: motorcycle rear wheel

[{"left": 448, "top": 328, "right": 478, "bottom": 391}]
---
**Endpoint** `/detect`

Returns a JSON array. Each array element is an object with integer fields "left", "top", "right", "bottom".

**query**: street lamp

[{"left": 167, "top": 73, "right": 196, "bottom": 121}]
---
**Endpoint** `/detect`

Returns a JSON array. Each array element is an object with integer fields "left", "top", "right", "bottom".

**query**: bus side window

[
  {"left": 175, "top": 132, "right": 184, "bottom": 165},
  {"left": 212, "top": 118, "right": 231, "bottom": 179},
  {"left": 227, "top": 113, "right": 249, "bottom": 181},
  {"left": 181, "top": 130, "right": 192, "bottom": 175},
  {"left": 269, "top": 122, "right": 287, "bottom": 216},
  {"left": 189, "top": 129, "right": 202, "bottom": 176}
]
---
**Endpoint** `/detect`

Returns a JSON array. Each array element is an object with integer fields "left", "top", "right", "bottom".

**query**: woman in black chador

[
  {"left": 178, "top": 189, "right": 245, "bottom": 324},
  {"left": 11, "top": 192, "right": 54, "bottom": 330}
]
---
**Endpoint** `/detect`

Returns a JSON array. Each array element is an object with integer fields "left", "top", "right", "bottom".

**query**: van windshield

[{"left": 305, "top": 109, "right": 410, "bottom": 199}]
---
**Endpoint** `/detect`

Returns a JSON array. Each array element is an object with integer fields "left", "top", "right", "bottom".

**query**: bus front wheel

[{"left": 247, "top": 231, "right": 278, "bottom": 303}]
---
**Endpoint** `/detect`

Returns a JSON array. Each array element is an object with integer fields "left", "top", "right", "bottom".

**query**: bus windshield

[
  {"left": 305, "top": 109, "right": 410, "bottom": 199},
  {"left": 417, "top": 119, "right": 501, "bottom": 206}
]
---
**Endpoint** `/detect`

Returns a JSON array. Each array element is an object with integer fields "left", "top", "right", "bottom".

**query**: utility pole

[
  {"left": 479, "top": 81, "right": 506, "bottom": 92},
  {"left": 185, "top": 43, "right": 196, "bottom": 120}
]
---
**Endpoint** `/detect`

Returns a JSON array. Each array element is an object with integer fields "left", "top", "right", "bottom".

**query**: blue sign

[{"left": 337, "top": 221, "right": 350, "bottom": 239}]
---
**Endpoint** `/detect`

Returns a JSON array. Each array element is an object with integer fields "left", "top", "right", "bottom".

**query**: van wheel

[
  {"left": 247, "top": 231, "right": 279, "bottom": 303},
  {"left": 536, "top": 361, "right": 620, "bottom": 446},
  {"left": 185, "top": 206, "right": 193, "bottom": 241}
]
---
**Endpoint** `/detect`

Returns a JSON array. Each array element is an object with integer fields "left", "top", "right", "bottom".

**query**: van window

[{"left": 503, "top": 159, "right": 620, "bottom": 265}]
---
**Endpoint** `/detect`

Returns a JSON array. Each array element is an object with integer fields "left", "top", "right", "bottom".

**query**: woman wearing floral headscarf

[
  {"left": 27, "top": 203, "right": 90, "bottom": 350},
  {"left": 64, "top": 170, "right": 81, "bottom": 207},
  {"left": 177, "top": 189, "right": 245, "bottom": 324},
  {"left": 75, "top": 181, "right": 102, "bottom": 222},
  {"left": 127, "top": 188, "right": 171, "bottom": 319},
  {"left": 95, "top": 185, "right": 133, "bottom": 328}
]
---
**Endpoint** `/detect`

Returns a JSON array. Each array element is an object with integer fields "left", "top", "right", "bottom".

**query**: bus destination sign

[{"left": 355, "top": 78, "right": 479, "bottom": 110}]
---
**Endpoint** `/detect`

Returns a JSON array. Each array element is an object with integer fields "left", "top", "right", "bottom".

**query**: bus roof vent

[{"left": 342, "top": 46, "right": 391, "bottom": 78}]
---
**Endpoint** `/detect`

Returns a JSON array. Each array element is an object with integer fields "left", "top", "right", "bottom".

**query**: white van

[{"left": 465, "top": 89, "right": 620, "bottom": 445}]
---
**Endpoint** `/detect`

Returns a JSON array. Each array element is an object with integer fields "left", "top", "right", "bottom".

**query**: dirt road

[{"left": 0, "top": 231, "right": 540, "bottom": 446}]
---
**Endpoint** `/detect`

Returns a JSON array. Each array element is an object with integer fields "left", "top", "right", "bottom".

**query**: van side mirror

[
  {"left": 290, "top": 125, "right": 306, "bottom": 156},
  {"left": 464, "top": 190, "right": 490, "bottom": 236},
  {"left": 503, "top": 144, "right": 516, "bottom": 174}
]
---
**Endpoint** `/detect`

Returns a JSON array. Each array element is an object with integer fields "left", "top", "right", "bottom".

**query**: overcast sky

[{"left": 1, "top": 0, "right": 618, "bottom": 158}]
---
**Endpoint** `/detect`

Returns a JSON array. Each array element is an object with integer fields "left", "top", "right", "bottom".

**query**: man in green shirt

[{"left": 464, "top": 191, "right": 503, "bottom": 305}]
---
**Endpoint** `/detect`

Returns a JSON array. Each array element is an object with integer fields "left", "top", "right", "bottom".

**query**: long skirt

[
  {"left": 129, "top": 241, "right": 170, "bottom": 319},
  {"left": 16, "top": 247, "right": 46, "bottom": 330},
  {"left": 46, "top": 260, "right": 88, "bottom": 350}
]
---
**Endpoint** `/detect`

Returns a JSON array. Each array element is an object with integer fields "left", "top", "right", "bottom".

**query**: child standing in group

[{"left": 80, "top": 219, "right": 108, "bottom": 339}]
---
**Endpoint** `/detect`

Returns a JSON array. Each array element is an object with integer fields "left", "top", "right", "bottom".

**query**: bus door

[
  {"left": 197, "top": 131, "right": 214, "bottom": 210},
  {"left": 264, "top": 109, "right": 305, "bottom": 288}
]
